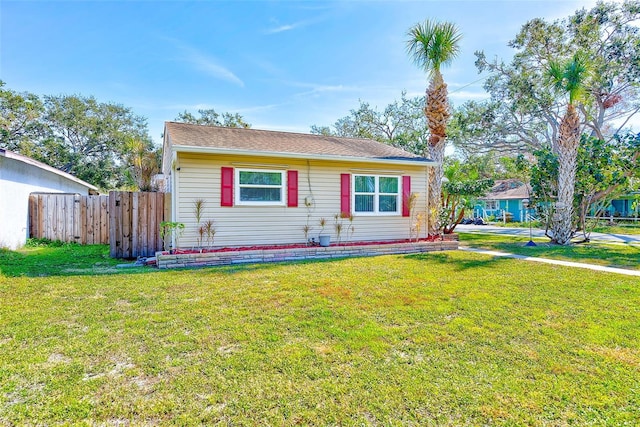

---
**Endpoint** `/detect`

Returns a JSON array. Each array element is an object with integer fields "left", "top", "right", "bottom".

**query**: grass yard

[
  {"left": 489, "top": 221, "right": 640, "bottom": 235},
  {"left": 592, "top": 223, "right": 640, "bottom": 235},
  {"left": 1, "top": 245, "right": 639, "bottom": 425},
  {"left": 459, "top": 232, "right": 640, "bottom": 271},
  {"left": 0, "top": 241, "right": 139, "bottom": 277}
]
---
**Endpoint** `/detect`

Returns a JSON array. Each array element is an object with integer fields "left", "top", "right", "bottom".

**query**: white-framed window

[
  {"left": 353, "top": 174, "right": 400, "bottom": 215},
  {"left": 235, "top": 169, "right": 285, "bottom": 206},
  {"left": 485, "top": 200, "right": 498, "bottom": 210}
]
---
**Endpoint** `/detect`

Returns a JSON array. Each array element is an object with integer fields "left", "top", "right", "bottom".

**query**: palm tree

[
  {"left": 547, "top": 54, "right": 588, "bottom": 245},
  {"left": 125, "top": 137, "right": 161, "bottom": 191},
  {"left": 406, "top": 20, "right": 462, "bottom": 236}
]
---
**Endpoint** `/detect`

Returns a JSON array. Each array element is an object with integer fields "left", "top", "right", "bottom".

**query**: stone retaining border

[{"left": 157, "top": 240, "right": 459, "bottom": 269}]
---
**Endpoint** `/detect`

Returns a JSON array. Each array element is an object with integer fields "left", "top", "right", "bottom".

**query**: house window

[
  {"left": 353, "top": 175, "right": 400, "bottom": 215},
  {"left": 485, "top": 200, "right": 498, "bottom": 210},
  {"left": 236, "top": 169, "right": 285, "bottom": 205}
]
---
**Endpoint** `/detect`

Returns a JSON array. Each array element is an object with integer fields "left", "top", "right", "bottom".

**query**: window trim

[
  {"left": 484, "top": 200, "right": 498, "bottom": 210},
  {"left": 352, "top": 174, "right": 401, "bottom": 216},
  {"left": 235, "top": 168, "right": 286, "bottom": 206}
]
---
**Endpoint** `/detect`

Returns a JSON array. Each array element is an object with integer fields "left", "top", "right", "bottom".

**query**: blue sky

[{"left": 2, "top": 0, "right": 601, "bottom": 147}]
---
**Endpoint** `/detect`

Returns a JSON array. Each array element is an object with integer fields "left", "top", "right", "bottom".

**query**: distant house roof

[
  {"left": 163, "top": 122, "right": 432, "bottom": 165},
  {"left": 0, "top": 149, "right": 99, "bottom": 193},
  {"left": 481, "top": 179, "right": 530, "bottom": 200}
]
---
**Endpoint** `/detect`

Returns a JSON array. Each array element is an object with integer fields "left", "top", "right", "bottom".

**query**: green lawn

[
  {"left": 592, "top": 223, "right": 640, "bottom": 235},
  {"left": 1, "top": 244, "right": 639, "bottom": 425},
  {"left": 459, "top": 232, "right": 640, "bottom": 271},
  {"left": 489, "top": 220, "right": 640, "bottom": 235},
  {"left": 0, "top": 242, "right": 133, "bottom": 277}
]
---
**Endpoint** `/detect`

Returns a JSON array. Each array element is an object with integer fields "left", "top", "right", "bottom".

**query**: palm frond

[
  {"left": 565, "top": 54, "right": 588, "bottom": 104},
  {"left": 406, "top": 20, "right": 462, "bottom": 76},
  {"left": 546, "top": 60, "right": 566, "bottom": 93},
  {"left": 545, "top": 53, "right": 589, "bottom": 104}
]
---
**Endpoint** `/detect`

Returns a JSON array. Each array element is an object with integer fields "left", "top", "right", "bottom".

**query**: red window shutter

[
  {"left": 287, "top": 170, "right": 298, "bottom": 207},
  {"left": 402, "top": 175, "right": 411, "bottom": 217},
  {"left": 221, "top": 167, "right": 234, "bottom": 207},
  {"left": 340, "top": 174, "right": 351, "bottom": 215}
]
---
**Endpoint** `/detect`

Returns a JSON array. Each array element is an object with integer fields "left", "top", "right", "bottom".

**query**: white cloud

[
  {"left": 184, "top": 49, "right": 244, "bottom": 87},
  {"left": 266, "top": 24, "right": 298, "bottom": 34},
  {"left": 165, "top": 38, "right": 244, "bottom": 87},
  {"left": 265, "top": 19, "right": 310, "bottom": 34}
]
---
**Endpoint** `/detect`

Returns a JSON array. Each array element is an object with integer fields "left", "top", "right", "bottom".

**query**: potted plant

[{"left": 318, "top": 217, "right": 330, "bottom": 247}]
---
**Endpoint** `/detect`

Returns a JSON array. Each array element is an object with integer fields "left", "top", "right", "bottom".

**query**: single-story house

[
  {"left": 161, "top": 122, "right": 434, "bottom": 248},
  {"left": 0, "top": 149, "right": 98, "bottom": 249},
  {"left": 475, "top": 179, "right": 531, "bottom": 222},
  {"left": 599, "top": 192, "right": 639, "bottom": 219}
]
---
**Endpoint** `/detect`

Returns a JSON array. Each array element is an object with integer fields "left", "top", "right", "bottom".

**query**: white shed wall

[
  {"left": 0, "top": 156, "right": 93, "bottom": 249},
  {"left": 172, "top": 152, "right": 429, "bottom": 248}
]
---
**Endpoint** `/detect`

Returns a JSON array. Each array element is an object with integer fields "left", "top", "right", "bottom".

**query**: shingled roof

[
  {"left": 480, "top": 179, "right": 531, "bottom": 200},
  {"left": 164, "top": 122, "right": 430, "bottom": 164}
]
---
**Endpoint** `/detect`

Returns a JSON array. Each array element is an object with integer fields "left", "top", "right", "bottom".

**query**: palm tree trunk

[
  {"left": 551, "top": 104, "right": 580, "bottom": 245},
  {"left": 427, "top": 138, "right": 446, "bottom": 235},
  {"left": 425, "top": 71, "right": 450, "bottom": 236}
]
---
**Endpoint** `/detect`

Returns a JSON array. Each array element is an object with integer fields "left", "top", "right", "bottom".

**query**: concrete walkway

[
  {"left": 459, "top": 246, "right": 640, "bottom": 277},
  {"left": 456, "top": 224, "right": 640, "bottom": 245}
]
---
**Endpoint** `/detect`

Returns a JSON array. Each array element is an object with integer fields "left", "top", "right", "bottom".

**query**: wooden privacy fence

[
  {"left": 29, "top": 193, "right": 109, "bottom": 245},
  {"left": 28, "top": 191, "right": 167, "bottom": 258},
  {"left": 109, "top": 191, "right": 166, "bottom": 259}
]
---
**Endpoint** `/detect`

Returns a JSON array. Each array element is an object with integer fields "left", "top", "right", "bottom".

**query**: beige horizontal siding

[{"left": 173, "top": 153, "right": 429, "bottom": 248}]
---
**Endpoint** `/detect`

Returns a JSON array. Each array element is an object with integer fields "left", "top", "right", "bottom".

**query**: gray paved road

[{"left": 456, "top": 224, "right": 640, "bottom": 245}]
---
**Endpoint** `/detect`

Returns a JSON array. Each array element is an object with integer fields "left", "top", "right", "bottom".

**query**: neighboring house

[
  {"left": 599, "top": 192, "right": 640, "bottom": 218},
  {"left": 475, "top": 179, "right": 531, "bottom": 222},
  {"left": 0, "top": 149, "right": 98, "bottom": 249},
  {"left": 161, "top": 122, "right": 434, "bottom": 248}
]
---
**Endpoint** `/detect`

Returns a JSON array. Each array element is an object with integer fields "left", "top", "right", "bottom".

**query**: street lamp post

[{"left": 523, "top": 198, "right": 537, "bottom": 247}]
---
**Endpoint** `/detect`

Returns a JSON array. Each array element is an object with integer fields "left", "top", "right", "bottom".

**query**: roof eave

[
  {"left": 171, "top": 145, "right": 436, "bottom": 166},
  {"left": 1, "top": 149, "right": 99, "bottom": 191},
  {"left": 480, "top": 195, "right": 528, "bottom": 200}
]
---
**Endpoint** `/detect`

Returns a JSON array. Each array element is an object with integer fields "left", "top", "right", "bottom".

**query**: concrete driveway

[{"left": 456, "top": 224, "right": 640, "bottom": 245}]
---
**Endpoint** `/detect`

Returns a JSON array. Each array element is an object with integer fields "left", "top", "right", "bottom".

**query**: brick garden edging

[{"left": 156, "top": 238, "right": 459, "bottom": 269}]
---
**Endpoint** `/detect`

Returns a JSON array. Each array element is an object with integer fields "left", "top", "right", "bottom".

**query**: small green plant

[
  {"left": 334, "top": 214, "right": 343, "bottom": 245},
  {"left": 333, "top": 213, "right": 354, "bottom": 245},
  {"left": 406, "top": 192, "right": 419, "bottom": 240},
  {"left": 193, "top": 199, "right": 204, "bottom": 223},
  {"left": 193, "top": 199, "right": 205, "bottom": 249},
  {"left": 303, "top": 224, "right": 312, "bottom": 244},
  {"left": 25, "top": 238, "right": 66, "bottom": 248},
  {"left": 203, "top": 220, "right": 216, "bottom": 248},
  {"left": 347, "top": 213, "right": 355, "bottom": 242},
  {"left": 160, "top": 221, "right": 185, "bottom": 250},
  {"left": 412, "top": 212, "right": 425, "bottom": 242},
  {"left": 303, "top": 196, "right": 315, "bottom": 244},
  {"left": 319, "top": 218, "right": 327, "bottom": 235}
]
